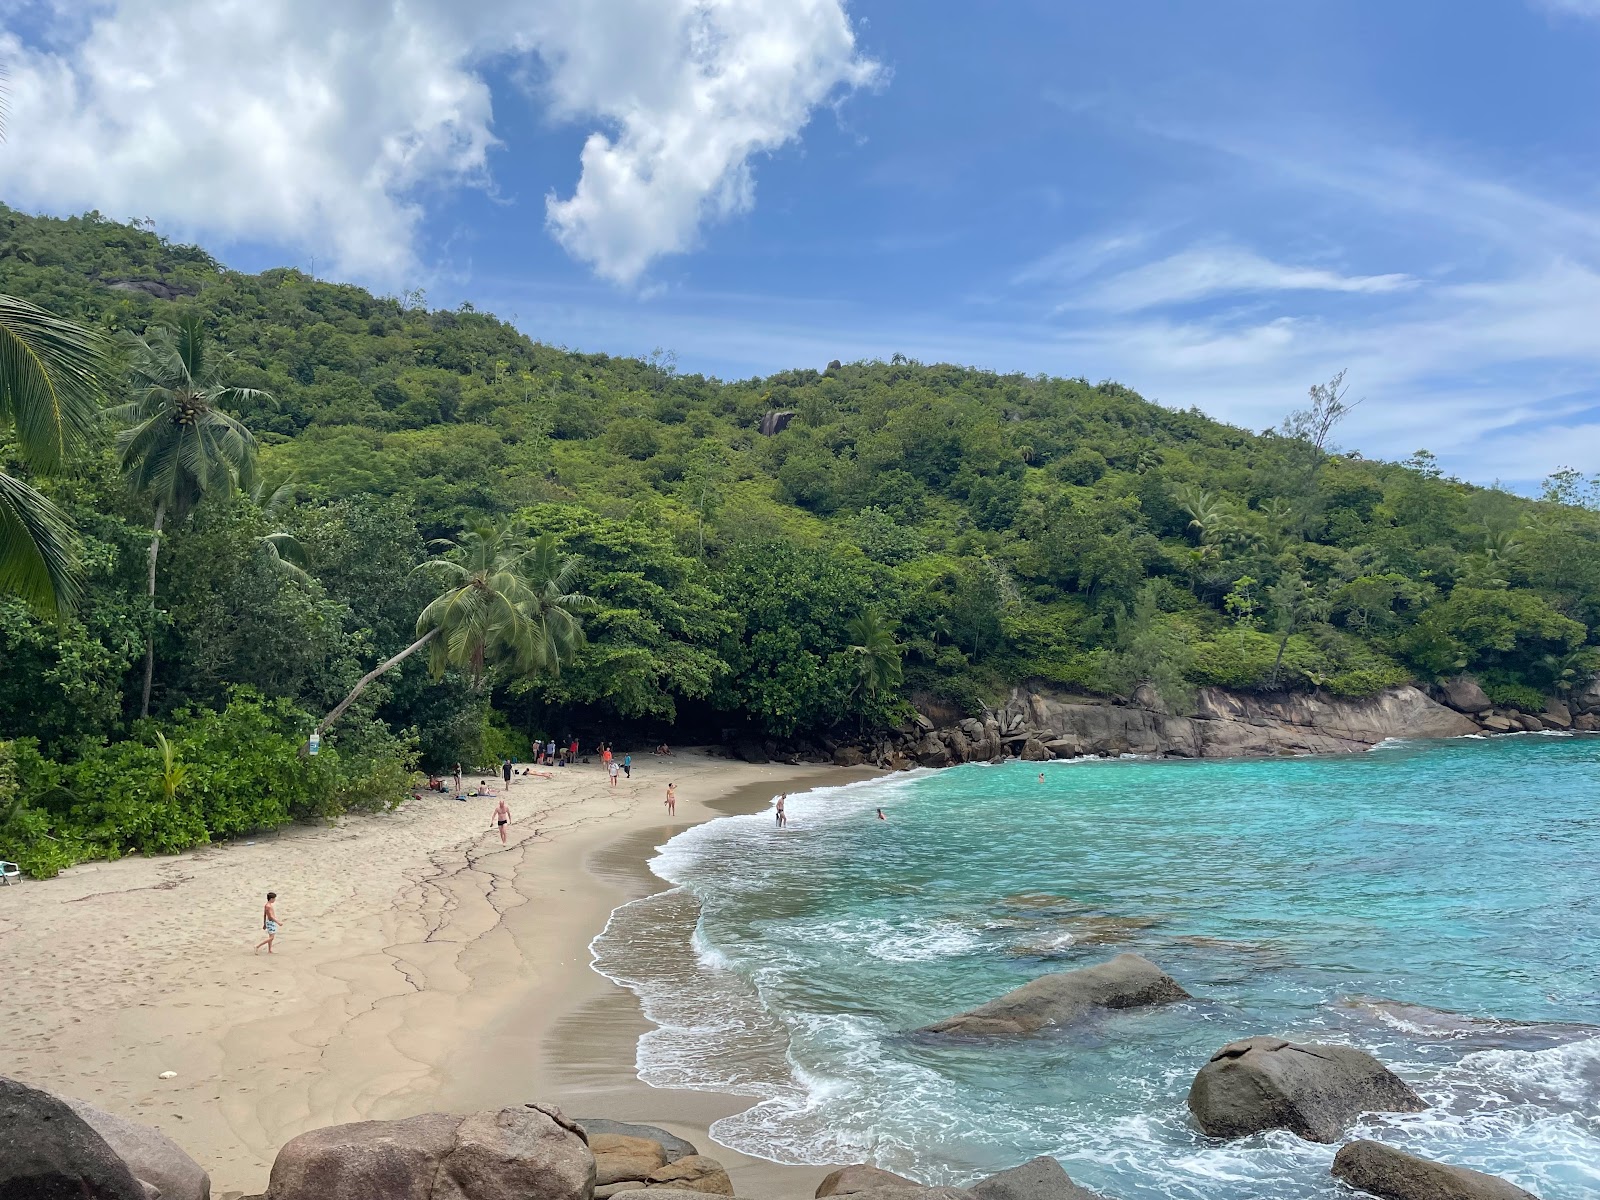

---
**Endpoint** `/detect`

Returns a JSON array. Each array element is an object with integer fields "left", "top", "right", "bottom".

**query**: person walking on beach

[
  {"left": 492, "top": 797, "right": 512, "bottom": 844},
  {"left": 608, "top": 759, "right": 620, "bottom": 789},
  {"left": 254, "top": 892, "right": 281, "bottom": 954},
  {"left": 622, "top": 753, "right": 632, "bottom": 779},
  {"left": 665, "top": 782, "right": 677, "bottom": 817},
  {"left": 503, "top": 758, "right": 514, "bottom": 788},
  {"left": 602, "top": 744, "right": 613, "bottom": 772},
  {"left": 775, "top": 794, "right": 787, "bottom": 828},
  {"left": 453, "top": 762, "right": 463, "bottom": 799}
]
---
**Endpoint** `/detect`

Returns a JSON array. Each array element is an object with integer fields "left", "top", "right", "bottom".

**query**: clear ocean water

[{"left": 591, "top": 735, "right": 1600, "bottom": 1199}]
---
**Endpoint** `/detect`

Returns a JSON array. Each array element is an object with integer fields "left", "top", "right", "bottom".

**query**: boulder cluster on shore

[
  {"left": 725, "top": 673, "right": 1600, "bottom": 770},
  {"left": 2, "top": 949, "right": 1546, "bottom": 1200}
]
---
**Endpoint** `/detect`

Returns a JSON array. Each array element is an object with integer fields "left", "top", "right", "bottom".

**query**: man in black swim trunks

[{"left": 492, "top": 797, "right": 511, "bottom": 844}]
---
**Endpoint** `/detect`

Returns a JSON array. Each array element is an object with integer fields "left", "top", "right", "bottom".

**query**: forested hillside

[{"left": 3, "top": 205, "right": 1598, "bottom": 874}]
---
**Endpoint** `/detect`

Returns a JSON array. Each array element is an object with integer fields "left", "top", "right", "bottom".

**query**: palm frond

[
  {"left": 0, "top": 471, "right": 82, "bottom": 616},
  {"left": 0, "top": 294, "right": 108, "bottom": 472}
]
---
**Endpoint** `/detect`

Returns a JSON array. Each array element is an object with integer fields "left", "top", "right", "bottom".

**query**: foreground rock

[
  {"left": 1187, "top": 1037, "right": 1427, "bottom": 1142},
  {"left": 644, "top": 1155, "right": 733, "bottom": 1195},
  {"left": 61, "top": 1093, "right": 211, "bottom": 1200},
  {"left": 921, "top": 953, "right": 1190, "bottom": 1036},
  {"left": 591, "top": 1134, "right": 669, "bottom": 1187},
  {"left": 575, "top": 1120, "right": 698, "bottom": 1163},
  {"left": 972, "top": 1156, "right": 1105, "bottom": 1200},
  {"left": 1332, "top": 1140, "right": 1539, "bottom": 1200},
  {"left": 818, "top": 1166, "right": 920, "bottom": 1197},
  {"left": 0, "top": 1076, "right": 147, "bottom": 1200},
  {"left": 263, "top": 1104, "right": 593, "bottom": 1200}
]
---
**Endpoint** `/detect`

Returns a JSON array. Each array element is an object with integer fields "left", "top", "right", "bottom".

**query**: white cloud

[
  {"left": 0, "top": 0, "right": 876, "bottom": 284},
  {"left": 1532, "top": 0, "right": 1600, "bottom": 17},
  {"left": 538, "top": 0, "right": 879, "bottom": 285},
  {"left": 1069, "top": 244, "right": 1416, "bottom": 313}
]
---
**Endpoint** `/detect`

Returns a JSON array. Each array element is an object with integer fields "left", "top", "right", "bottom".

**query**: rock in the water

[
  {"left": 60, "top": 1094, "right": 211, "bottom": 1200},
  {"left": 264, "top": 1104, "right": 592, "bottom": 1200},
  {"left": 921, "top": 953, "right": 1190, "bottom": 1036},
  {"left": 1575, "top": 713, "right": 1600, "bottom": 732},
  {"left": 1331, "top": 1139, "right": 1540, "bottom": 1200},
  {"left": 1541, "top": 699, "right": 1572, "bottom": 729},
  {"left": 817, "top": 1165, "right": 920, "bottom": 1197},
  {"left": 591, "top": 1134, "right": 669, "bottom": 1186},
  {"left": 971, "top": 1155, "right": 1104, "bottom": 1200},
  {"left": 574, "top": 1121, "right": 698, "bottom": 1164},
  {"left": 1437, "top": 676, "right": 1491, "bottom": 714},
  {"left": 1481, "top": 715, "right": 1516, "bottom": 732},
  {"left": 645, "top": 1155, "right": 733, "bottom": 1195},
  {"left": 828, "top": 1188, "right": 973, "bottom": 1200},
  {"left": 1187, "top": 1037, "right": 1427, "bottom": 1143},
  {"left": 0, "top": 1076, "right": 148, "bottom": 1200}
]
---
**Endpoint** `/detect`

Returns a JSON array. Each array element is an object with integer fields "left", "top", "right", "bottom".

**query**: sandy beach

[{"left": 0, "top": 749, "right": 875, "bottom": 1197}]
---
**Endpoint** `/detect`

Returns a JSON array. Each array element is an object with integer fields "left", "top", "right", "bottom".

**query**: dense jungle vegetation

[{"left": 2, "top": 204, "right": 1598, "bottom": 875}]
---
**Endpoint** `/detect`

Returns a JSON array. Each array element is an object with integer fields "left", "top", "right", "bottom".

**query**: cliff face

[{"left": 891, "top": 684, "right": 1482, "bottom": 769}]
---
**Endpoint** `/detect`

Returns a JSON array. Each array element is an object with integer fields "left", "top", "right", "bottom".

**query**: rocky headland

[{"left": 732, "top": 672, "right": 1600, "bottom": 770}]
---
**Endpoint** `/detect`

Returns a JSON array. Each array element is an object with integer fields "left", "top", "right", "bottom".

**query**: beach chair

[{"left": 0, "top": 860, "right": 20, "bottom": 885}]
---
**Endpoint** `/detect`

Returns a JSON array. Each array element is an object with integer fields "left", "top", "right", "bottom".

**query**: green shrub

[{"left": 1479, "top": 674, "right": 1545, "bottom": 713}]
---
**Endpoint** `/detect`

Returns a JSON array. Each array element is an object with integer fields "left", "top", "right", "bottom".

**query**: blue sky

[{"left": 3, "top": 0, "right": 1599, "bottom": 486}]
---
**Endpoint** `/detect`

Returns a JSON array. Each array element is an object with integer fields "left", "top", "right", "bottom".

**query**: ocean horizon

[{"left": 593, "top": 735, "right": 1600, "bottom": 1200}]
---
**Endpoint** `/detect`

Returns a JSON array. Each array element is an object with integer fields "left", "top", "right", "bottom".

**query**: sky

[{"left": 2, "top": 0, "right": 1599, "bottom": 489}]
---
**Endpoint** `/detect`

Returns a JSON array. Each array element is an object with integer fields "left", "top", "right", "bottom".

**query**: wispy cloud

[{"left": 1066, "top": 244, "right": 1415, "bottom": 313}]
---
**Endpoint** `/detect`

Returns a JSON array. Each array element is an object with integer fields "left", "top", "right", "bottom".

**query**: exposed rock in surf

[
  {"left": 0, "top": 1076, "right": 147, "bottom": 1200},
  {"left": 971, "top": 1155, "right": 1106, "bottom": 1200},
  {"left": 1331, "top": 1139, "right": 1541, "bottom": 1200},
  {"left": 574, "top": 1121, "right": 698, "bottom": 1164},
  {"left": 1186, "top": 1036, "right": 1427, "bottom": 1143},
  {"left": 645, "top": 1154, "right": 734, "bottom": 1195},
  {"left": 262, "top": 1104, "right": 593, "bottom": 1200},
  {"left": 1009, "top": 915, "right": 1162, "bottom": 956},
  {"left": 920, "top": 952, "right": 1190, "bottom": 1037},
  {"left": 817, "top": 1165, "right": 921, "bottom": 1197}
]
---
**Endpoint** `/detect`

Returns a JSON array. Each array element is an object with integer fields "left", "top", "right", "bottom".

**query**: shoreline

[{"left": 0, "top": 749, "right": 877, "bottom": 1197}]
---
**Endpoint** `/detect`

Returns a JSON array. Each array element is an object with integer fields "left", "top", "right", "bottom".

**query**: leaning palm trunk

[
  {"left": 302, "top": 627, "right": 440, "bottom": 755},
  {"left": 138, "top": 500, "right": 165, "bottom": 718}
]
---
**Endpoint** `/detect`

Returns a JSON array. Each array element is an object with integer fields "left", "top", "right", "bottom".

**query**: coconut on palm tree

[
  {"left": 310, "top": 520, "right": 590, "bottom": 750},
  {"left": 0, "top": 294, "right": 107, "bottom": 616},
  {"left": 108, "top": 314, "right": 269, "bottom": 716}
]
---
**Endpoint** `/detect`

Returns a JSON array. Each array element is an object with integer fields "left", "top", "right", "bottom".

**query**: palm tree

[
  {"left": 845, "top": 611, "right": 904, "bottom": 727},
  {"left": 310, "top": 521, "right": 589, "bottom": 748},
  {"left": 109, "top": 314, "right": 268, "bottom": 716},
  {"left": 0, "top": 294, "right": 108, "bottom": 616}
]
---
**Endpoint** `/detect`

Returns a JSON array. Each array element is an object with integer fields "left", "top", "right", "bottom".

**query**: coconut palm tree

[
  {"left": 309, "top": 521, "right": 589, "bottom": 748},
  {"left": 0, "top": 294, "right": 107, "bottom": 616},
  {"left": 108, "top": 314, "right": 268, "bottom": 716},
  {"left": 845, "top": 610, "right": 904, "bottom": 726}
]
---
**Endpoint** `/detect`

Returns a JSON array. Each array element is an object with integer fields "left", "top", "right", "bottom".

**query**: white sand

[{"left": 0, "top": 750, "right": 868, "bottom": 1196}]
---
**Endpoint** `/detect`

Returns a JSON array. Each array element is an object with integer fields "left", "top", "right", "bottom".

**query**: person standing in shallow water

[
  {"left": 775, "top": 794, "right": 787, "bottom": 828},
  {"left": 255, "top": 891, "right": 281, "bottom": 954},
  {"left": 665, "top": 783, "right": 677, "bottom": 817}
]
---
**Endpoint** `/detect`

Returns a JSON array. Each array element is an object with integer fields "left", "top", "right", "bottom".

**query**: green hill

[{"left": 3, "top": 205, "right": 1597, "bottom": 873}]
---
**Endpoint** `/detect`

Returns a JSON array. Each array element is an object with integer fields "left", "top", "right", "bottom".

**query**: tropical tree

[
  {"left": 0, "top": 295, "right": 107, "bottom": 615},
  {"left": 845, "top": 610, "right": 904, "bottom": 723},
  {"left": 310, "top": 521, "right": 589, "bottom": 747},
  {"left": 109, "top": 315, "right": 268, "bottom": 716}
]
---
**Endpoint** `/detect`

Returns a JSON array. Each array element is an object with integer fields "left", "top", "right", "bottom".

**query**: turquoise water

[{"left": 593, "top": 735, "right": 1600, "bottom": 1199}]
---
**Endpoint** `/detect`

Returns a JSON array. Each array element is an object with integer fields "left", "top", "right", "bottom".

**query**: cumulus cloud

[
  {"left": 0, "top": 0, "right": 876, "bottom": 284},
  {"left": 536, "top": 0, "right": 880, "bottom": 284}
]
